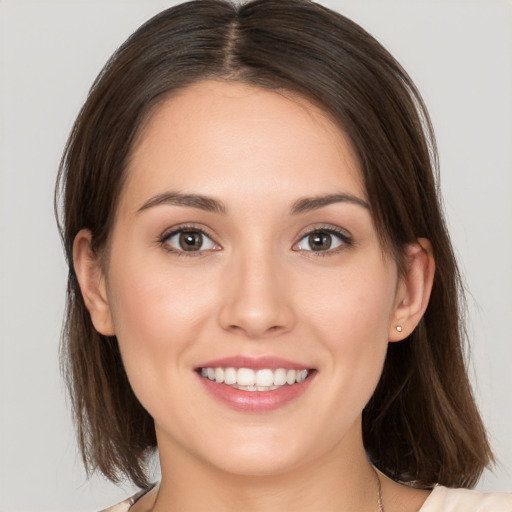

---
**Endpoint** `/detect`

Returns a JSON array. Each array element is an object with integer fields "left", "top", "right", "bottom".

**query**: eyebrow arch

[
  {"left": 137, "top": 191, "right": 227, "bottom": 214},
  {"left": 290, "top": 193, "right": 369, "bottom": 214}
]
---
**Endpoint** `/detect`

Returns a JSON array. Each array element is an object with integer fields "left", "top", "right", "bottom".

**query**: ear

[
  {"left": 73, "top": 229, "right": 115, "bottom": 336},
  {"left": 388, "top": 238, "right": 435, "bottom": 342}
]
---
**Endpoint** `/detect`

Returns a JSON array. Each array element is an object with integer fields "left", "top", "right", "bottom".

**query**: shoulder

[
  {"left": 99, "top": 486, "right": 155, "bottom": 512},
  {"left": 420, "top": 486, "right": 512, "bottom": 512}
]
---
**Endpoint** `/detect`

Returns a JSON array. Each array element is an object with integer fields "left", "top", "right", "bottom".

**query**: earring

[{"left": 396, "top": 325, "right": 403, "bottom": 332}]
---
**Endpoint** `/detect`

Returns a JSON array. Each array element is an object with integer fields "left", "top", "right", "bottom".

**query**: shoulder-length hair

[{"left": 55, "top": 0, "right": 493, "bottom": 489}]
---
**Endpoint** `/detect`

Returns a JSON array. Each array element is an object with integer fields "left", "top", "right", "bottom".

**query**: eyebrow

[
  {"left": 137, "top": 191, "right": 369, "bottom": 215},
  {"left": 290, "top": 193, "right": 369, "bottom": 214},
  {"left": 137, "top": 192, "right": 227, "bottom": 214}
]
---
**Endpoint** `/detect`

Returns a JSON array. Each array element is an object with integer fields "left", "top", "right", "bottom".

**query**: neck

[{"left": 151, "top": 425, "right": 380, "bottom": 512}]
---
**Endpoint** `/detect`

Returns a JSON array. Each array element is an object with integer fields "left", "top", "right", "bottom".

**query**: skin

[{"left": 74, "top": 81, "right": 435, "bottom": 512}]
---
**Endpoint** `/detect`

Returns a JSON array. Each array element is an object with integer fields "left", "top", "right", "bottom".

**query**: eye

[
  {"left": 164, "top": 229, "right": 218, "bottom": 252},
  {"left": 295, "top": 229, "right": 349, "bottom": 252}
]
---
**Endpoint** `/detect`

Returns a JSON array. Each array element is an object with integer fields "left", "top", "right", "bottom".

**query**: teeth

[
  {"left": 224, "top": 367, "right": 237, "bottom": 385},
  {"left": 237, "top": 368, "right": 255, "bottom": 386},
  {"left": 256, "top": 369, "right": 274, "bottom": 387},
  {"left": 200, "top": 366, "right": 310, "bottom": 391},
  {"left": 215, "top": 367, "right": 224, "bottom": 383},
  {"left": 297, "top": 369, "right": 308, "bottom": 383},
  {"left": 273, "top": 368, "right": 287, "bottom": 386}
]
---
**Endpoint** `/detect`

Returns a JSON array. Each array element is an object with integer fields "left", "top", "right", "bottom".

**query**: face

[{"left": 95, "top": 81, "right": 406, "bottom": 476}]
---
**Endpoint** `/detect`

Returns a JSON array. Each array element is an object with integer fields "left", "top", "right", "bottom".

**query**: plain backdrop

[{"left": 0, "top": 1, "right": 511, "bottom": 511}]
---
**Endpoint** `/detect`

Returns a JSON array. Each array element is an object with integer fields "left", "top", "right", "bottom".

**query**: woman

[{"left": 55, "top": 0, "right": 511, "bottom": 510}]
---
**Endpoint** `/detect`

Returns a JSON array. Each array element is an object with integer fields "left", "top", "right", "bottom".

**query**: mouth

[
  {"left": 199, "top": 367, "right": 311, "bottom": 391},
  {"left": 195, "top": 357, "right": 316, "bottom": 412}
]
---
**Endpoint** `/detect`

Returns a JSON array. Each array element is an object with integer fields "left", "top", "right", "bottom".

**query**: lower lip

[{"left": 197, "top": 372, "right": 315, "bottom": 412}]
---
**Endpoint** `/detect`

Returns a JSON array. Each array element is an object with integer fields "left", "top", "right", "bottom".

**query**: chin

[
  {"left": 193, "top": 426, "right": 323, "bottom": 478},
  {"left": 207, "top": 448, "right": 305, "bottom": 478}
]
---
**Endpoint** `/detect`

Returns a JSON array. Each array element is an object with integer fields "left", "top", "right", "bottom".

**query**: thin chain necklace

[
  {"left": 372, "top": 465, "right": 385, "bottom": 512},
  {"left": 147, "top": 469, "right": 385, "bottom": 512}
]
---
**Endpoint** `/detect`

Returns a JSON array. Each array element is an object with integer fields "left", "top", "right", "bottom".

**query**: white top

[
  {"left": 101, "top": 485, "right": 512, "bottom": 512},
  {"left": 419, "top": 486, "right": 512, "bottom": 511}
]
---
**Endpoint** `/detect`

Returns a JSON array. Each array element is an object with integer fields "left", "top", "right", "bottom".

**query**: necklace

[
  {"left": 145, "top": 470, "right": 384, "bottom": 511},
  {"left": 372, "top": 466, "right": 384, "bottom": 512}
]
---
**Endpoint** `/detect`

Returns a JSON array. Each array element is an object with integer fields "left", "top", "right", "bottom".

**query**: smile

[{"left": 200, "top": 367, "right": 310, "bottom": 391}]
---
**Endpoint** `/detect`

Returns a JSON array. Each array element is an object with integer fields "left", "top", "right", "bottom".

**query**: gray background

[{"left": 1, "top": 1, "right": 511, "bottom": 510}]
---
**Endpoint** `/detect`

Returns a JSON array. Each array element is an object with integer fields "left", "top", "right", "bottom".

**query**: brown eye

[
  {"left": 296, "top": 229, "right": 348, "bottom": 252},
  {"left": 179, "top": 231, "right": 203, "bottom": 251},
  {"left": 308, "top": 232, "right": 332, "bottom": 251},
  {"left": 165, "top": 229, "right": 217, "bottom": 252}
]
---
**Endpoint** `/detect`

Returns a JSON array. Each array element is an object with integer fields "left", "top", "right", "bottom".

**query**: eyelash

[
  {"left": 158, "top": 224, "right": 219, "bottom": 258},
  {"left": 157, "top": 224, "right": 353, "bottom": 257},
  {"left": 293, "top": 226, "right": 353, "bottom": 257}
]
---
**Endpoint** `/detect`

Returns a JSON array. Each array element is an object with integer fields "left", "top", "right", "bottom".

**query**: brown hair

[{"left": 55, "top": 0, "right": 493, "bottom": 489}]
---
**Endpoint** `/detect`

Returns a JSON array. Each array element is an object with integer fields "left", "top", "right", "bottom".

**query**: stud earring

[{"left": 396, "top": 325, "right": 403, "bottom": 332}]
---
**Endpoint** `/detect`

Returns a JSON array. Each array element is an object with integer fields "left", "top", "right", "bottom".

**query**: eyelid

[
  {"left": 158, "top": 224, "right": 221, "bottom": 254},
  {"left": 292, "top": 225, "right": 353, "bottom": 253},
  {"left": 157, "top": 223, "right": 352, "bottom": 256}
]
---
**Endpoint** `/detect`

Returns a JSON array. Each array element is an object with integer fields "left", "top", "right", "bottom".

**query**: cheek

[
  {"left": 109, "top": 252, "right": 215, "bottom": 334},
  {"left": 304, "top": 257, "right": 396, "bottom": 345},
  {"left": 303, "top": 258, "right": 396, "bottom": 398},
  {"left": 105, "top": 256, "right": 220, "bottom": 394}
]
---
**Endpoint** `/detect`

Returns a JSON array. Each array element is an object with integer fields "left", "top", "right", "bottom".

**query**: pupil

[
  {"left": 309, "top": 232, "right": 331, "bottom": 251},
  {"left": 179, "top": 231, "right": 202, "bottom": 251}
]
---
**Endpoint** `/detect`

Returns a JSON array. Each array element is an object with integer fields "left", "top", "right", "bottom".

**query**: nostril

[{"left": 224, "top": 322, "right": 289, "bottom": 338}]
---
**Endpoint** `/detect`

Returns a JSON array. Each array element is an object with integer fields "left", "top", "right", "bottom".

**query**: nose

[{"left": 217, "top": 248, "right": 295, "bottom": 339}]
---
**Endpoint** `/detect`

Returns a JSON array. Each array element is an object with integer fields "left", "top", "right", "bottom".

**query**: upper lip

[{"left": 195, "top": 355, "right": 313, "bottom": 370}]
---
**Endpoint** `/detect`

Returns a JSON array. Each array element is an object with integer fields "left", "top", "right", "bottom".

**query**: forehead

[{"left": 122, "top": 80, "right": 365, "bottom": 212}]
